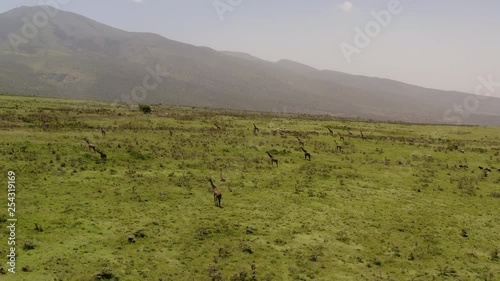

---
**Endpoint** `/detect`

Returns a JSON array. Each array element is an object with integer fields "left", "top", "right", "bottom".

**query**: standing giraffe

[
  {"left": 300, "top": 147, "right": 311, "bottom": 161},
  {"left": 296, "top": 136, "right": 304, "bottom": 147},
  {"left": 253, "top": 124, "right": 260, "bottom": 135},
  {"left": 83, "top": 137, "right": 96, "bottom": 152},
  {"left": 266, "top": 152, "right": 279, "bottom": 167},
  {"left": 209, "top": 178, "right": 222, "bottom": 207},
  {"left": 100, "top": 127, "right": 106, "bottom": 137},
  {"left": 169, "top": 129, "right": 173, "bottom": 137},
  {"left": 334, "top": 140, "right": 343, "bottom": 152},
  {"left": 360, "top": 131, "right": 365, "bottom": 140}
]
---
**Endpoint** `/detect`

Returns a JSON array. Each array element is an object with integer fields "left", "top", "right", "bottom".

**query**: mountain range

[{"left": 1, "top": 6, "right": 499, "bottom": 126}]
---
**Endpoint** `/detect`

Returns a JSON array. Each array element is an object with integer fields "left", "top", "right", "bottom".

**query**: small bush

[
  {"left": 437, "top": 266, "right": 458, "bottom": 278},
  {"left": 372, "top": 258, "right": 382, "bottom": 266},
  {"left": 195, "top": 227, "right": 212, "bottom": 241},
  {"left": 489, "top": 192, "right": 500, "bottom": 198},
  {"left": 207, "top": 264, "right": 223, "bottom": 281},
  {"left": 336, "top": 231, "right": 350, "bottom": 243},
  {"left": 95, "top": 267, "right": 118, "bottom": 280},
  {"left": 240, "top": 241, "right": 253, "bottom": 254},
  {"left": 274, "top": 239, "right": 287, "bottom": 246},
  {"left": 230, "top": 270, "right": 249, "bottom": 281},
  {"left": 23, "top": 241, "right": 35, "bottom": 251},
  {"left": 246, "top": 226, "right": 256, "bottom": 235},
  {"left": 218, "top": 246, "right": 230, "bottom": 259},
  {"left": 21, "top": 266, "right": 32, "bottom": 272},
  {"left": 134, "top": 229, "right": 146, "bottom": 238},
  {"left": 139, "top": 105, "right": 152, "bottom": 114},
  {"left": 491, "top": 248, "right": 499, "bottom": 261},
  {"left": 457, "top": 177, "right": 477, "bottom": 196}
]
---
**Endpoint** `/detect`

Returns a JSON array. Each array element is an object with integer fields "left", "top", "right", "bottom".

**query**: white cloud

[
  {"left": 339, "top": 1, "right": 353, "bottom": 12},
  {"left": 132, "top": 0, "right": 144, "bottom": 3}
]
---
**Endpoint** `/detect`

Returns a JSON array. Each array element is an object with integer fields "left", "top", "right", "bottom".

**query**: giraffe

[
  {"left": 327, "top": 127, "right": 334, "bottom": 136},
  {"left": 209, "top": 178, "right": 222, "bottom": 207},
  {"left": 34, "top": 223, "right": 43, "bottom": 232},
  {"left": 266, "top": 152, "right": 279, "bottom": 167},
  {"left": 253, "top": 124, "right": 259, "bottom": 135},
  {"left": 337, "top": 132, "right": 345, "bottom": 142},
  {"left": 347, "top": 131, "right": 353, "bottom": 140},
  {"left": 296, "top": 136, "right": 304, "bottom": 147},
  {"left": 95, "top": 148, "right": 107, "bottom": 159},
  {"left": 83, "top": 137, "right": 96, "bottom": 152},
  {"left": 360, "top": 130, "right": 365, "bottom": 140},
  {"left": 169, "top": 129, "right": 173, "bottom": 137},
  {"left": 300, "top": 147, "right": 311, "bottom": 161},
  {"left": 214, "top": 123, "right": 222, "bottom": 130},
  {"left": 100, "top": 127, "right": 106, "bottom": 137},
  {"left": 334, "top": 140, "right": 343, "bottom": 152}
]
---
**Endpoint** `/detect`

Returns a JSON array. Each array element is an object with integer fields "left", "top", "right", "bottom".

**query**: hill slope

[{"left": 0, "top": 6, "right": 499, "bottom": 125}]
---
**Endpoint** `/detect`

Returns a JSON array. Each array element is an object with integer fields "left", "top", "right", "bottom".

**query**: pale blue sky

[{"left": 1, "top": 0, "right": 499, "bottom": 94}]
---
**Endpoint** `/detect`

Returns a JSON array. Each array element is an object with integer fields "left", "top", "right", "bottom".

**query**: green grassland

[{"left": 0, "top": 95, "right": 499, "bottom": 281}]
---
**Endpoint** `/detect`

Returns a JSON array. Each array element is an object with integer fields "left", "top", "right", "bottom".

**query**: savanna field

[{"left": 0, "top": 95, "right": 499, "bottom": 281}]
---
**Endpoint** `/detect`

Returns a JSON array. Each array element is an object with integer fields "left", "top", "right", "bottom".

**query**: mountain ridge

[{"left": 0, "top": 6, "right": 499, "bottom": 126}]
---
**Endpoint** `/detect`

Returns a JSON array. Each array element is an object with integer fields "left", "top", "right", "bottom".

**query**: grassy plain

[{"left": 0, "top": 95, "right": 499, "bottom": 281}]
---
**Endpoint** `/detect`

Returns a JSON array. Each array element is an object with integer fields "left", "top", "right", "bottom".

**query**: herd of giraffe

[
  {"left": 80, "top": 123, "right": 496, "bottom": 209},
  {"left": 204, "top": 125, "right": 362, "bottom": 207},
  {"left": 81, "top": 124, "right": 354, "bottom": 208}
]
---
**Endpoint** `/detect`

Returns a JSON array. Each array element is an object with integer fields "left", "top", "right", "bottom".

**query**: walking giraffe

[
  {"left": 296, "top": 136, "right": 304, "bottom": 147},
  {"left": 253, "top": 124, "right": 260, "bottom": 135},
  {"left": 327, "top": 127, "right": 334, "bottom": 136},
  {"left": 83, "top": 137, "right": 96, "bottom": 152},
  {"left": 95, "top": 148, "right": 107, "bottom": 159},
  {"left": 334, "top": 140, "right": 343, "bottom": 152},
  {"left": 300, "top": 147, "right": 311, "bottom": 161},
  {"left": 337, "top": 132, "right": 345, "bottom": 142},
  {"left": 266, "top": 152, "right": 279, "bottom": 167},
  {"left": 209, "top": 178, "right": 222, "bottom": 207}
]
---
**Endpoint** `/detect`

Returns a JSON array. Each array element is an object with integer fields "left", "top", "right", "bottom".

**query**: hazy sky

[{"left": 1, "top": 0, "right": 499, "bottom": 94}]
